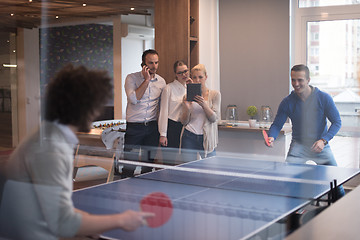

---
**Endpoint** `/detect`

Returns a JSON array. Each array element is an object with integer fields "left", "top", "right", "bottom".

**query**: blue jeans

[
  {"left": 181, "top": 129, "right": 216, "bottom": 162},
  {"left": 286, "top": 141, "right": 338, "bottom": 166},
  {"left": 286, "top": 140, "right": 345, "bottom": 197}
]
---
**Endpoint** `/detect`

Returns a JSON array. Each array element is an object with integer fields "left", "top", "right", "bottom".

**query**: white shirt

[
  {"left": 185, "top": 102, "right": 206, "bottom": 135},
  {"left": 125, "top": 71, "right": 166, "bottom": 122},
  {"left": 3, "top": 121, "right": 82, "bottom": 239},
  {"left": 158, "top": 79, "right": 186, "bottom": 137},
  {"left": 53, "top": 121, "right": 79, "bottom": 146}
]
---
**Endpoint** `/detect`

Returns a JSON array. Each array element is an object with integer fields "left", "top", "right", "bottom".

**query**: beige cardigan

[{"left": 180, "top": 89, "right": 221, "bottom": 156}]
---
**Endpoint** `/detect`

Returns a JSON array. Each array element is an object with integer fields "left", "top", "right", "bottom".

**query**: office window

[
  {"left": 299, "top": 0, "right": 360, "bottom": 8},
  {"left": 306, "top": 19, "right": 360, "bottom": 92},
  {"left": 306, "top": 19, "right": 360, "bottom": 132}
]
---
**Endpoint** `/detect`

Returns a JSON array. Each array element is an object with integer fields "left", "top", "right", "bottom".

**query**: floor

[
  {"left": 73, "top": 166, "right": 122, "bottom": 190},
  {"left": 331, "top": 135, "right": 360, "bottom": 189},
  {"left": 332, "top": 135, "right": 360, "bottom": 169}
]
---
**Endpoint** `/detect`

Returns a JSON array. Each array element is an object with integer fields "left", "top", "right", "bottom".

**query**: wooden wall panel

[{"left": 155, "top": 0, "right": 198, "bottom": 83}]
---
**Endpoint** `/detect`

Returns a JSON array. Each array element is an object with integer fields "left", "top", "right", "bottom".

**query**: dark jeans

[{"left": 123, "top": 121, "right": 159, "bottom": 176}]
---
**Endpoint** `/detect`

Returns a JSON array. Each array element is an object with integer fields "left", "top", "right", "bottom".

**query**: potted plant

[{"left": 246, "top": 105, "right": 258, "bottom": 127}]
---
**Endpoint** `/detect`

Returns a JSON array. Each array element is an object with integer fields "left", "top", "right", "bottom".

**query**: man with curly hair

[{"left": 0, "top": 64, "right": 153, "bottom": 240}]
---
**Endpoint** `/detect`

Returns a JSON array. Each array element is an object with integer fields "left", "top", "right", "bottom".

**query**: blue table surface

[{"left": 72, "top": 156, "right": 359, "bottom": 240}]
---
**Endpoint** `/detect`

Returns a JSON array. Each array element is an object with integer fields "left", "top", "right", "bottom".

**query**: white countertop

[{"left": 218, "top": 120, "right": 292, "bottom": 134}]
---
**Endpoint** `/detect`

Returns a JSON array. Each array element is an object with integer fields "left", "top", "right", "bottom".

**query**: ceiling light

[
  {"left": 55, "top": 15, "right": 59, "bottom": 19},
  {"left": 83, "top": 3, "right": 86, "bottom": 7},
  {"left": 130, "top": 7, "right": 135, "bottom": 11},
  {"left": 10, "top": 13, "right": 14, "bottom": 16},
  {"left": 321, "top": 12, "right": 329, "bottom": 18},
  {"left": 3, "top": 64, "right": 17, "bottom": 68},
  {"left": 29, "top": 0, "right": 32, "bottom": 2}
]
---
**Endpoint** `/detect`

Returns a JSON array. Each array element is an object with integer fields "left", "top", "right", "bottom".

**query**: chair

[
  {"left": 73, "top": 145, "right": 115, "bottom": 183},
  {"left": 73, "top": 124, "right": 125, "bottom": 183},
  {"left": 101, "top": 125, "right": 125, "bottom": 175}
]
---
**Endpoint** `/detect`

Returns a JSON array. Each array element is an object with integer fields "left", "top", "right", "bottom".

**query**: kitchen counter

[
  {"left": 218, "top": 120, "right": 292, "bottom": 133},
  {"left": 217, "top": 120, "right": 292, "bottom": 160},
  {"left": 76, "top": 119, "right": 292, "bottom": 161}
]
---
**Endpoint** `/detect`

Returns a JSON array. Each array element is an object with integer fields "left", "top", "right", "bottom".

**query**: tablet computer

[{"left": 186, "top": 83, "right": 202, "bottom": 101}]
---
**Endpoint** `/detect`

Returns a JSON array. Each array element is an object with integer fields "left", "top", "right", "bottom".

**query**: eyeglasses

[{"left": 176, "top": 69, "right": 189, "bottom": 75}]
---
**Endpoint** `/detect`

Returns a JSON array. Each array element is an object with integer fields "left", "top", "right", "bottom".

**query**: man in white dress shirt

[{"left": 123, "top": 49, "right": 166, "bottom": 177}]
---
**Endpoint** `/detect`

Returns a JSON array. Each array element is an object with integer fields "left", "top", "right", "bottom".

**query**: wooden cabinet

[{"left": 154, "top": 0, "right": 199, "bottom": 83}]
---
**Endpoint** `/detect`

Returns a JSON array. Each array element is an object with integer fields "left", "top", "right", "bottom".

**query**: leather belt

[{"left": 127, "top": 121, "right": 156, "bottom": 126}]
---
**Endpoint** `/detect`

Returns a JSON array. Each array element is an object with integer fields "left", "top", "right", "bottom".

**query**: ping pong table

[{"left": 72, "top": 155, "right": 360, "bottom": 240}]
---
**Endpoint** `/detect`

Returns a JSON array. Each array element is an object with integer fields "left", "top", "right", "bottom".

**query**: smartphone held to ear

[{"left": 186, "top": 83, "right": 202, "bottom": 101}]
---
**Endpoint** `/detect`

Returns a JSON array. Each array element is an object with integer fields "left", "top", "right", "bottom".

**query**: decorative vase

[{"left": 248, "top": 119, "right": 257, "bottom": 128}]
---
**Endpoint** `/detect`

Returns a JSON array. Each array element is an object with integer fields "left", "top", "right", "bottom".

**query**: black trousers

[
  {"left": 123, "top": 121, "right": 159, "bottom": 176},
  {"left": 166, "top": 119, "right": 183, "bottom": 148}
]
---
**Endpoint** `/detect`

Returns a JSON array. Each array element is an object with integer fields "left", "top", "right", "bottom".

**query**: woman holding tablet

[
  {"left": 180, "top": 64, "right": 221, "bottom": 160},
  {"left": 158, "top": 60, "right": 191, "bottom": 148}
]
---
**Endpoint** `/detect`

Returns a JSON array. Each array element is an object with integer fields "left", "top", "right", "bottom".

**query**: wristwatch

[{"left": 321, "top": 138, "right": 328, "bottom": 145}]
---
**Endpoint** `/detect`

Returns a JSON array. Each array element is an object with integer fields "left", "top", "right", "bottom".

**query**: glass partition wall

[{"left": 1, "top": 2, "right": 360, "bottom": 240}]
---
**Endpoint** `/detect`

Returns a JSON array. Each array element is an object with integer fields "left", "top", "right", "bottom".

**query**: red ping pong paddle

[
  {"left": 140, "top": 192, "right": 173, "bottom": 228},
  {"left": 262, "top": 130, "right": 271, "bottom": 147}
]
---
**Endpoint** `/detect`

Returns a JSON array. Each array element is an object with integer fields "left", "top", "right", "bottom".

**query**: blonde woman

[
  {"left": 180, "top": 64, "right": 221, "bottom": 160},
  {"left": 158, "top": 60, "right": 190, "bottom": 148}
]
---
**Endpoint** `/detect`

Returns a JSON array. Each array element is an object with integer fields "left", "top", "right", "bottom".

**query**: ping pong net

[{"left": 74, "top": 143, "right": 342, "bottom": 203}]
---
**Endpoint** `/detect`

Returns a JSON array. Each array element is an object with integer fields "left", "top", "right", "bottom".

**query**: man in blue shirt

[{"left": 268, "top": 64, "right": 341, "bottom": 167}]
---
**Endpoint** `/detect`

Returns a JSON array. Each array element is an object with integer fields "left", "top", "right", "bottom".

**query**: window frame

[
  {"left": 292, "top": 1, "right": 360, "bottom": 66},
  {"left": 299, "top": 0, "right": 360, "bottom": 8}
]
